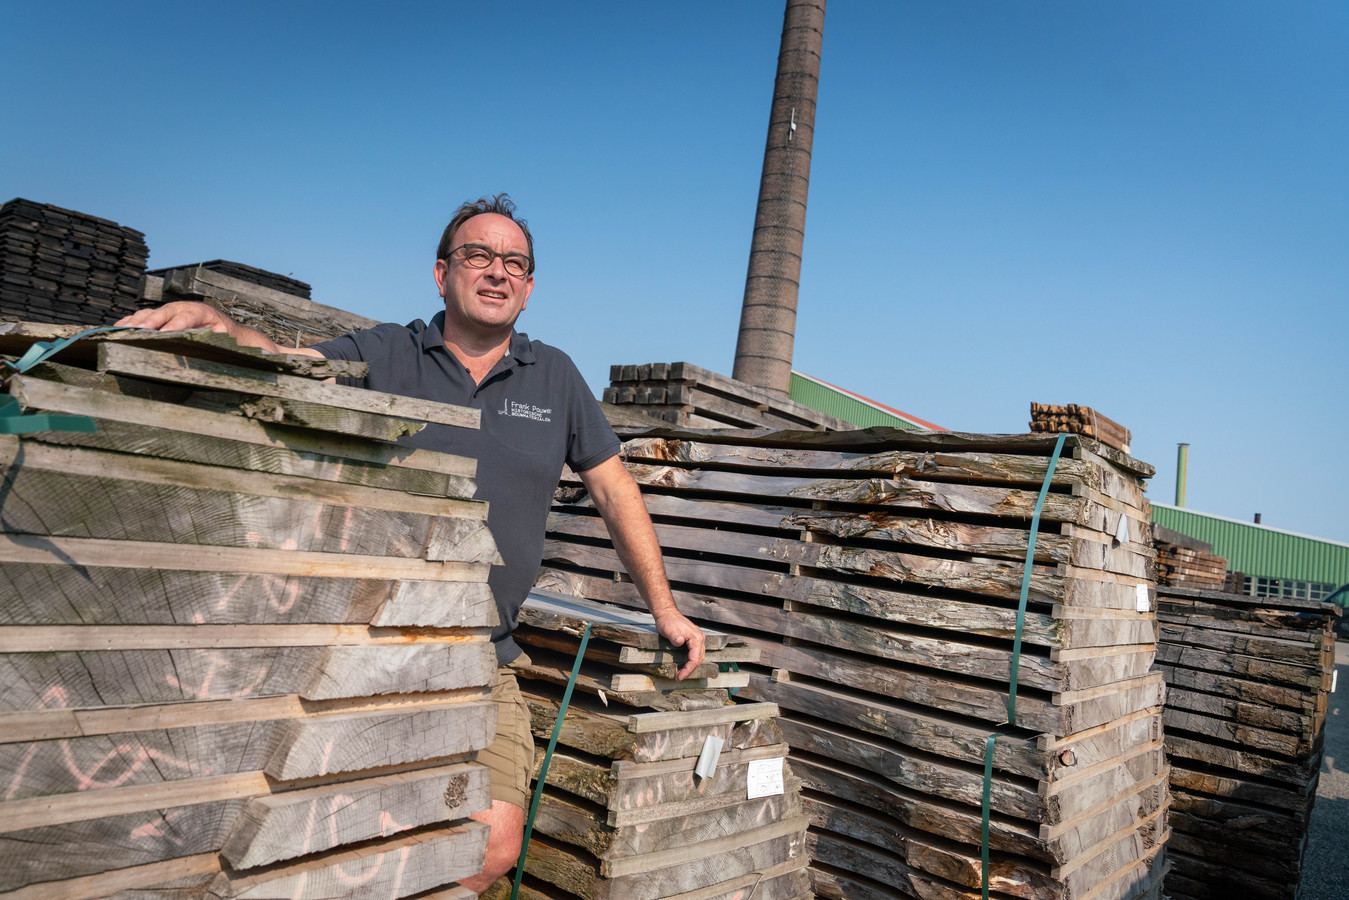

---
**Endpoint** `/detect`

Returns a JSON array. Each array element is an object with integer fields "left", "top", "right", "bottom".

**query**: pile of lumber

[
  {"left": 1030, "top": 403, "right": 1131, "bottom": 454},
  {"left": 483, "top": 589, "right": 811, "bottom": 900},
  {"left": 0, "top": 198, "right": 148, "bottom": 326},
  {"left": 144, "top": 263, "right": 379, "bottom": 349},
  {"left": 1154, "top": 584, "right": 1338, "bottom": 900},
  {"left": 537, "top": 425, "right": 1170, "bottom": 900},
  {"left": 1153, "top": 542, "right": 1228, "bottom": 590},
  {"left": 605, "top": 361, "right": 852, "bottom": 431},
  {"left": 0, "top": 323, "right": 499, "bottom": 899}
]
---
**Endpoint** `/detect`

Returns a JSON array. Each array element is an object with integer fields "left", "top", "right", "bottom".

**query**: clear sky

[{"left": 4, "top": 2, "right": 1346, "bottom": 544}]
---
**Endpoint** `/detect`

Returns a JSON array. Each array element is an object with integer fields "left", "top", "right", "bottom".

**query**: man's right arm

[{"left": 116, "top": 301, "right": 323, "bottom": 358}]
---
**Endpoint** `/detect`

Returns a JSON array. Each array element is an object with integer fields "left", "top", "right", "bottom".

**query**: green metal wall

[
  {"left": 788, "top": 373, "right": 920, "bottom": 430},
  {"left": 1150, "top": 503, "right": 1349, "bottom": 585}
]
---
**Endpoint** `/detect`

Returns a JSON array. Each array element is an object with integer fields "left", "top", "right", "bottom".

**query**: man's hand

[
  {"left": 653, "top": 606, "right": 707, "bottom": 680},
  {"left": 117, "top": 301, "right": 236, "bottom": 333},
  {"left": 117, "top": 300, "right": 318, "bottom": 357}
]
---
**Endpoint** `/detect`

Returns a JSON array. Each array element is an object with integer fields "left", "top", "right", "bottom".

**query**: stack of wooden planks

[
  {"left": 605, "top": 361, "right": 852, "bottom": 431},
  {"left": 0, "top": 198, "right": 148, "bottom": 326},
  {"left": 1154, "top": 584, "right": 1338, "bottom": 900},
  {"left": 482, "top": 589, "right": 812, "bottom": 900},
  {"left": 1, "top": 323, "right": 499, "bottom": 899},
  {"left": 143, "top": 263, "right": 380, "bottom": 350},
  {"left": 1153, "top": 542, "right": 1228, "bottom": 590},
  {"left": 1030, "top": 403, "right": 1131, "bottom": 454},
  {"left": 537, "top": 425, "right": 1169, "bottom": 900}
]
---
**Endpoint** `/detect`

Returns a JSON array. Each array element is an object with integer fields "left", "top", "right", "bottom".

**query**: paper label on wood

[
  {"left": 746, "top": 757, "right": 784, "bottom": 799},
  {"left": 1333, "top": 669, "right": 1338, "bottom": 694},
  {"left": 1115, "top": 513, "right": 1131, "bottom": 545},
  {"left": 694, "top": 734, "right": 725, "bottom": 779},
  {"left": 1135, "top": 584, "right": 1150, "bottom": 613}
]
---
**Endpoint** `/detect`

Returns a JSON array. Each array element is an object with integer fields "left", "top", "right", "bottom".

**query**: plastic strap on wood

[
  {"left": 5, "top": 325, "right": 134, "bottom": 374},
  {"left": 1, "top": 325, "right": 136, "bottom": 435},
  {"left": 512, "top": 621, "right": 592, "bottom": 900},
  {"left": 981, "top": 433, "right": 1067, "bottom": 899},
  {"left": 1006, "top": 433, "right": 1068, "bottom": 725}
]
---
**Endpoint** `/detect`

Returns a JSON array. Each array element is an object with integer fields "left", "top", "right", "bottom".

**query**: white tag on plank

[
  {"left": 747, "top": 758, "right": 785, "bottom": 799},
  {"left": 1135, "top": 584, "right": 1150, "bottom": 613}
]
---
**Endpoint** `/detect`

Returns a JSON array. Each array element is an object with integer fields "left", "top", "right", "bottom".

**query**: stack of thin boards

[
  {"left": 1153, "top": 542, "right": 1228, "bottom": 591},
  {"left": 1029, "top": 404, "right": 1131, "bottom": 455},
  {"left": 604, "top": 362, "right": 850, "bottom": 431},
  {"left": 147, "top": 263, "right": 379, "bottom": 350},
  {"left": 536, "top": 425, "right": 1169, "bottom": 900},
  {"left": 482, "top": 589, "right": 812, "bottom": 900},
  {"left": 1154, "top": 584, "right": 1337, "bottom": 900},
  {"left": 0, "top": 199, "right": 148, "bottom": 326},
  {"left": 536, "top": 429, "right": 1170, "bottom": 900},
  {"left": 0, "top": 323, "right": 499, "bottom": 899}
]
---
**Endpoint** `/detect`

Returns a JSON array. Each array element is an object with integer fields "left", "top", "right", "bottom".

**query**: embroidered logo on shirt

[{"left": 499, "top": 398, "right": 553, "bottom": 422}]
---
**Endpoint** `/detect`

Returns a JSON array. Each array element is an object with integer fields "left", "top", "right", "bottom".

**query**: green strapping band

[
  {"left": 1006, "top": 433, "right": 1067, "bottom": 725},
  {"left": 511, "top": 622, "right": 591, "bottom": 900},
  {"left": 2, "top": 325, "right": 136, "bottom": 435},
  {"left": 981, "top": 433, "right": 1067, "bottom": 900}
]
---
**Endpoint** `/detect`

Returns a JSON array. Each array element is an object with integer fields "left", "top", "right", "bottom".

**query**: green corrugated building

[
  {"left": 1150, "top": 502, "right": 1349, "bottom": 604},
  {"left": 790, "top": 371, "right": 945, "bottom": 431}
]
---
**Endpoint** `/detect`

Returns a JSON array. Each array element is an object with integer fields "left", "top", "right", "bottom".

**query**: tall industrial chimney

[{"left": 732, "top": 0, "right": 826, "bottom": 396}]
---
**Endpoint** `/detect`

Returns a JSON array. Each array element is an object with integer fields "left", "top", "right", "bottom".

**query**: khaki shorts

[{"left": 477, "top": 656, "right": 535, "bottom": 811}]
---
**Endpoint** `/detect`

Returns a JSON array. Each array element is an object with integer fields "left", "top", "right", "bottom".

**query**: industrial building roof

[
  {"left": 790, "top": 371, "right": 945, "bottom": 431},
  {"left": 1150, "top": 502, "right": 1349, "bottom": 587}
]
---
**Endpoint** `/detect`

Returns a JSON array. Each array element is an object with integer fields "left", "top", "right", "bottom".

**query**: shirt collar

[{"left": 425, "top": 311, "right": 536, "bottom": 366}]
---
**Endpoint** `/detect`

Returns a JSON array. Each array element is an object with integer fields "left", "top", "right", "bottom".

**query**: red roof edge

[{"left": 794, "top": 371, "right": 947, "bottom": 431}]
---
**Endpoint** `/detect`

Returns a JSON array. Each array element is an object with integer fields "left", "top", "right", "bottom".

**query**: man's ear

[
  {"left": 520, "top": 274, "right": 534, "bottom": 311},
  {"left": 433, "top": 259, "right": 449, "bottom": 296}
]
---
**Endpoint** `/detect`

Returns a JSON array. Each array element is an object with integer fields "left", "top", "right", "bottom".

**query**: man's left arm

[{"left": 577, "top": 455, "right": 707, "bottom": 679}]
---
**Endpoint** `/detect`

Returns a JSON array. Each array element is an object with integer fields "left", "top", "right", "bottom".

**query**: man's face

[{"left": 434, "top": 212, "right": 534, "bottom": 337}]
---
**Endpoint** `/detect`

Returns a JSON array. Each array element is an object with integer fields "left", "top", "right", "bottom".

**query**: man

[{"left": 117, "top": 194, "right": 705, "bottom": 892}]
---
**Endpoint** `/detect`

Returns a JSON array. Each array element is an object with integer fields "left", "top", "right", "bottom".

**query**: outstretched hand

[
  {"left": 116, "top": 301, "right": 234, "bottom": 333},
  {"left": 653, "top": 607, "right": 707, "bottom": 680}
]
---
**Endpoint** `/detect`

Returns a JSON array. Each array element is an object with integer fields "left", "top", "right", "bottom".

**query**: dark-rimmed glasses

[{"left": 445, "top": 243, "right": 533, "bottom": 277}]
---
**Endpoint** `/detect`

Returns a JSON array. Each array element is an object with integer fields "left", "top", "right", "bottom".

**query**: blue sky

[{"left": 4, "top": 2, "right": 1346, "bottom": 544}]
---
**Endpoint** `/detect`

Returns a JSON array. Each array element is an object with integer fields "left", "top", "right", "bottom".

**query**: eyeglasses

[{"left": 446, "top": 243, "right": 533, "bottom": 277}]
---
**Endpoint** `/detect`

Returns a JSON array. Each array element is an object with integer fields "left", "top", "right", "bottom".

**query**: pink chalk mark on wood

[{"left": 165, "top": 649, "right": 268, "bottom": 700}]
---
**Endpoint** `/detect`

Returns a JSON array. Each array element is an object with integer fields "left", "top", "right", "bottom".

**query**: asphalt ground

[{"left": 1297, "top": 638, "right": 1348, "bottom": 900}]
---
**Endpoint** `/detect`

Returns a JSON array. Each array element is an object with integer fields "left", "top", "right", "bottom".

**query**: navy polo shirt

[{"left": 312, "top": 311, "right": 620, "bottom": 663}]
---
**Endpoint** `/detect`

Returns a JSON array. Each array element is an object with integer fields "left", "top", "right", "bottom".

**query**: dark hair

[{"left": 436, "top": 193, "right": 534, "bottom": 272}]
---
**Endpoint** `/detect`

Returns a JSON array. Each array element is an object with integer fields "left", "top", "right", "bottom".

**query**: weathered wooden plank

[
  {"left": 540, "top": 553, "right": 1138, "bottom": 693},
  {"left": 1152, "top": 662, "right": 1313, "bottom": 712},
  {"left": 738, "top": 676, "right": 1050, "bottom": 780},
  {"left": 522, "top": 588, "right": 732, "bottom": 651},
  {"left": 513, "top": 645, "right": 730, "bottom": 712},
  {"left": 802, "top": 794, "right": 1064, "bottom": 900},
  {"left": 99, "top": 341, "right": 481, "bottom": 429},
  {"left": 1158, "top": 622, "right": 1324, "bottom": 668},
  {"left": 1, "top": 436, "right": 486, "bottom": 532},
  {"left": 220, "top": 762, "right": 490, "bottom": 868},
  {"left": 1, "top": 701, "right": 488, "bottom": 805},
  {"left": 559, "top": 489, "right": 1082, "bottom": 565},
  {"left": 264, "top": 702, "right": 496, "bottom": 779},
  {"left": 760, "top": 638, "right": 1163, "bottom": 736},
  {"left": 1167, "top": 763, "right": 1314, "bottom": 812},
  {"left": 521, "top": 687, "right": 784, "bottom": 763},
  {"left": 1162, "top": 735, "right": 1320, "bottom": 787},
  {"left": 533, "top": 782, "right": 802, "bottom": 861},
  {"left": 0, "top": 797, "right": 244, "bottom": 892},
  {"left": 0, "top": 639, "right": 493, "bottom": 710},
  {"left": 1154, "top": 641, "right": 1328, "bottom": 690},
  {"left": 0, "top": 851, "right": 219, "bottom": 900},
  {"left": 600, "top": 814, "right": 808, "bottom": 877},
  {"left": 1162, "top": 685, "right": 1314, "bottom": 738},
  {"left": 1162, "top": 707, "right": 1313, "bottom": 758},
  {"left": 0, "top": 533, "right": 490, "bottom": 583},
  {"left": 10, "top": 372, "right": 475, "bottom": 477},
  {"left": 209, "top": 821, "right": 489, "bottom": 899},
  {"left": 0, "top": 563, "right": 490, "bottom": 628}
]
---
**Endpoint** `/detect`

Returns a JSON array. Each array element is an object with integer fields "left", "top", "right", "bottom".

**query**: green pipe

[{"left": 1176, "top": 443, "right": 1189, "bottom": 507}]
